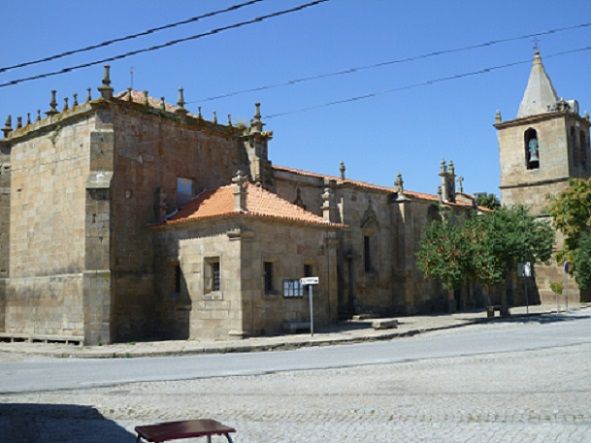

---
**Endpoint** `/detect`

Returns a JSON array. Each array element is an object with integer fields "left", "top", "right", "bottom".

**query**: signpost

[
  {"left": 563, "top": 262, "right": 570, "bottom": 311},
  {"left": 300, "top": 277, "right": 319, "bottom": 336},
  {"left": 517, "top": 262, "right": 532, "bottom": 315}
]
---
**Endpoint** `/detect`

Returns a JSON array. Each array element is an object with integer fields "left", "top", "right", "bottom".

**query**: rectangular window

[
  {"left": 176, "top": 177, "right": 195, "bottom": 208},
  {"left": 264, "top": 261, "right": 274, "bottom": 293},
  {"left": 204, "top": 257, "right": 221, "bottom": 293},
  {"left": 364, "top": 236, "right": 371, "bottom": 272},
  {"left": 283, "top": 279, "right": 303, "bottom": 297},
  {"left": 304, "top": 264, "right": 313, "bottom": 277}
]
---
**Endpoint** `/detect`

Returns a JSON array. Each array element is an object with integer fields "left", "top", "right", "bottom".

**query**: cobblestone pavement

[{"left": 1, "top": 342, "right": 590, "bottom": 442}]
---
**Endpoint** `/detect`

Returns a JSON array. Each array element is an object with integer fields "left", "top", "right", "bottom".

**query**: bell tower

[
  {"left": 495, "top": 50, "right": 591, "bottom": 304},
  {"left": 495, "top": 50, "right": 591, "bottom": 216}
]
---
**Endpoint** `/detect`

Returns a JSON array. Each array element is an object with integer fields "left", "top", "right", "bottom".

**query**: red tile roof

[{"left": 162, "top": 183, "right": 343, "bottom": 228}]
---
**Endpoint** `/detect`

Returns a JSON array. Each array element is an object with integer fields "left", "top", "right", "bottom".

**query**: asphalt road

[{"left": 1, "top": 308, "right": 590, "bottom": 394}]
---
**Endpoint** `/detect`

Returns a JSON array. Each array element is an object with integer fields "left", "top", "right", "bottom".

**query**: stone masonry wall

[
  {"left": 5, "top": 114, "right": 95, "bottom": 337},
  {"left": 240, "top": 219, "right": 338, "bottom": 336},
  {"left": 154, "top": 219, "right": 243, "bottom": 340},
  {"left": 111, "top": 106, "right": 244, "bottom": 341},
  {"left": 0, "top": 141, "right": 10, "bottom": 331}
]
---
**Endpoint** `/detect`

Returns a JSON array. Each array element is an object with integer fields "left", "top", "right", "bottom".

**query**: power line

[
  {"left": 0, "top": 0, "right": 265, "bottom": 74},
  {"left": 263, "top": 46, "right": 591, "bottom": 119},
  {"left": 190, "top": 20, "right": 591, "bottom": 104},
  {"left": 0, "top": 0, "right": 330, "bottom": 89}
]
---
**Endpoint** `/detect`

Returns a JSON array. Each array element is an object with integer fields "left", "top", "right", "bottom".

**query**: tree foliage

[
  {"left": 573, "top": 232, "right": 591, "bottom": 289},
  {"left": 417, "top": 206, "right": 554, "bottom": 296},
  {"left": 548, "top": 178, "right": 591, "bottom": 285},
  {"left": 475, "top": 193, "right": 501, "bottom": 210},
  {"left": 416, "top": 217, "right": 471, "bottom": 291}
]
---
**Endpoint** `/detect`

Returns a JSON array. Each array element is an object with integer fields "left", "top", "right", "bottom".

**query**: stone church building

[{"left": 0, "top": 50, "right": 586, "bottom": 345}]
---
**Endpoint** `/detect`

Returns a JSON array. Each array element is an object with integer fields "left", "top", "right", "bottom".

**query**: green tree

[
  {"left": 475, "top": 193, "right": 501, "bottom": 210},
  {"left": 416, "top": 217, "right": 472, "bottom": 292},
  {"left": 417, "top": 206, "right": 554, "bottom": 314},
  {"left": 548, "top": 178, "right": 591, "bottom": 284},
  {"left": 573, "top": 232, "right": 591, "bottom": 289}
]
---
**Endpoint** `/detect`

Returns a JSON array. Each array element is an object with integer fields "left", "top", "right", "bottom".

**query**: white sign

[{"left": 300, "top": 276, "right": 319, "bottom": 285}]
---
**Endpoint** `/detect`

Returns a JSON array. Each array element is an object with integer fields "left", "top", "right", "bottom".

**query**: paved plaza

[{"left": 1, "top": 311, "right": 590, "bottom": 443}]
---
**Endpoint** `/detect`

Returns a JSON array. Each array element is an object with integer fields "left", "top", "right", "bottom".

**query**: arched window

[
  {"left": 524, "top": 128, "right": 540, "bottom": 170},
  {"left": 580, "top": 130, "right": 588, "bottom": 168}
]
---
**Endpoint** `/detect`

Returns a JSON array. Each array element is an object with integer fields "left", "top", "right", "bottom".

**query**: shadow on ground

[{"left": 0, "top": 403, "right": 135, "bottom": 443}]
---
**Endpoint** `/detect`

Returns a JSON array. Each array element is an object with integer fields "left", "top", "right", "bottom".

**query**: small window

[
  {"left": 174, "top": 264, "right": 182, "bottom": 294},
  {"left": 304, "top": 264, "right": 313, "bottom": 278},
  {"left": 204, "top": 257, "right": 221, "bottom": 293},
  {"left": 283, "top": 279, "right": 303, "bottom": 297},
  {"left": 176, "top": 177, "right": 195, "bottom": 208},
  {"left": 364, "top": 235, "right": 372, "bottom": 272},
  {"left": 524, "top": 128, "right": 540, "bottom": 170},
  {"left": 264, "top": 261, "right": 274, "bottom": 293}
]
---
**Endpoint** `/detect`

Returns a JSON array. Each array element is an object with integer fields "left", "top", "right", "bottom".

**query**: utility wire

[
  {"left": 264, "top": 45, "right": 591, "bottom": 119},
  {"left": 0, "top": 0, "right": 265, "bottom": 74},
  {"left": 0, "top": 0, "right": 330, "bottom": 89},
  {"left": 190, "top": 20, "right": 591, "bottom": 104}
]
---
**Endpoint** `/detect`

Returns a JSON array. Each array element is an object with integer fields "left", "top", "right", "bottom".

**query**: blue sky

[{"left": 2, "top": 0, "right": 591, "bottom": 196}]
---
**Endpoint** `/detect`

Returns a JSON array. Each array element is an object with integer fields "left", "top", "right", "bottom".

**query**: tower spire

[{"left": 517, "top": 50, "right": 558, "bottom": 118}]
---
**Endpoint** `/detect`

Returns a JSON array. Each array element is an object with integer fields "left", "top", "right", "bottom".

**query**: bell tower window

[{"left": 524, "top": 128, "right": 540, "bottom": 170}]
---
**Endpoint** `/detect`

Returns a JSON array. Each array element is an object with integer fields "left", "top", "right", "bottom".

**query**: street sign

[{"left": 300, "top": 276, "right": 319, "bottom": 285}]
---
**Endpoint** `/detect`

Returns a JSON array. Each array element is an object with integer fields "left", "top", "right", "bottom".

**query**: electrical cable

[
  {"left": 0, "top": 0, "right": 330, "bottom": 89},
  {"left": 264, "top": 45, "right": 591, "bottom": 119},
  {"left": 0, "top": 0, "right": 265, "bottom": 74},
  {"left": 190, "top": 20, "right": 591, "bottom": 104}
]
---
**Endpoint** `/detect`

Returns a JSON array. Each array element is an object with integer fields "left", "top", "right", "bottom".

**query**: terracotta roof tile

[
  {"left": 273, "top": 165, "right": 490, "bottom": 211},
  {"left": 163, "top": 183, "right": 342, "bottom": 228}
]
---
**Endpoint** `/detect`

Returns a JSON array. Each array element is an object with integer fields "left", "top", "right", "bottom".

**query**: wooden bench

[{"left": 135, "top": 419, "right": 235, "bottom": 443}]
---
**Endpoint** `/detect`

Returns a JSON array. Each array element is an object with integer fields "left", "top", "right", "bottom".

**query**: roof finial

[
  {"left": 86, "top": 88, "right": 92, "bottom": 103},
  {"left": 98, "top": 65, "right": 114, "bottom": 100},
  {"left": 26, "top": 112, "right": 31, "bottom": 126},
  {"left": 127, "top": 87, "right": 133, "bottom": 102},
  {"left": 232, "top": 169, "right": 248, "bottom": 212},
  {"left": 72, "top": 93, "right": 79, "bottom": 108},
  {"left": 212, "top": 111, "right": 218, "bottom": 125},
  {"left": 495, "top": 109, "right": 502, "bottom": 123},
  {"left": 36, "top": 110, "right": 41, "bottom": 122},
  {"left": 394, "top": 172, "right": 404, "bottom": 193},
  {"left": 176, "top": 88, "right": 188, "bottom": 115},
  {"left": 46, "top": 90, "right": 59, "bottom": 116},
  {"left": 2, "top": 115, "right": 12, "bottom": 138},
  {"left": 227, "top": 114, "right": 233, "bottom": 127},
  {"left": 197, "top": 106, "right": 203, "bottom": 120},
  {"left": 457, "top": 175, "right": 464, "bottom": 194},
  {"left": 63, "top": 97, "right": 69, "bottom": 112},
  {"left": 440, "top": 159, "right": 447, "bottom": 174},
  {"left": 143, "top": 90, "right": 149, "bottom": 106},
  {"left": 339, "top": 161, "right": 346, "bottom": 179},
  {"left": 250, "top": 102, "right": 264, "bottom": 134},
  {"left": 160, "top": 97, "right": 166, "bottom": 111},
  {"left": 437, "top": 185, "right": 443, "bottom": 203},
  {"left": 16, "top": 116, "right": 22, "bottom": 129},
  {"left": 448, "top": 160, "right": 455, "bottom": 175}
]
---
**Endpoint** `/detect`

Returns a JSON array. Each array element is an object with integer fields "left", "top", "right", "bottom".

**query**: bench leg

[
  {"left": 207, "top": 437, "right": 212, "bottom": 443},
  {"left": 225, "top": 433, "right": 234, "bottom": 443}
]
